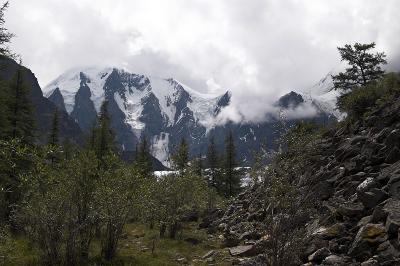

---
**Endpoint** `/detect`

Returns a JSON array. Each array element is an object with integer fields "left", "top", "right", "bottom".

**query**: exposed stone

[
  {"left": 229, "top": 245, "right": 256, "bottom": 257},
  {"left": 385, "top": 147, "right": 400, "bottom": 163},
  {"left": 202, "top": 250, "right": 218, "bottom": 260},
  {"left": 338, "top": 202, "right": 364, "bottom": 218},
  {"left": 382, "top": 199, "right": 400, "bottom": 236},
  {"left": 357, "top": 178, "right": 378, "bottom": 194},
  {"left": 376, "top": 241, "right": 400, "bottom": 261},
  {"left": 358, "top": 188, "right": 388, "bottom": 209},
  {"left": 360, "top": 258, "right": 379, "bottom": 266},
  {"left": 308, "top": 247, "right": 331, "bottom": 263},
  {"left": 322, "top": 254, "right": 346, "bottom": 265},
  {"left": 348, "top": 223, "right": 388, "bottom": 260}
]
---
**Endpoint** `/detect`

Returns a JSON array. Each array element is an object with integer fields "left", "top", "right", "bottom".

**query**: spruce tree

[
  {"left": 0, "top": 1, "right": 15, "bottom": 58},
  {"left": 172, "top": 138, "right": 189, "bottom": 172},
  {"left": 332, "top": 42, "right": 387, "bottom": 92},
  {"left": 207, "top": 135, "right": 219, "bottom": 188},
  {"left": 6, "top": 63, "right": 35, "bottom": 144},
  {"left": 0, "top": 80, "right": 9, "bottom": 138},
  {"left": 96, "top": 101, "right": 115, "bottom": 164},
  {"left": 191, "top": 154, "right": 202, "bottom": 177},
  {"left": 48, "top": 107, "right": 59, "bottom": 146},
  {"left": 135, "top": 135, "right": 153, "bottom": 177},
  {"left": 224, "top": 130, "right": 240, "bottom": 197}
]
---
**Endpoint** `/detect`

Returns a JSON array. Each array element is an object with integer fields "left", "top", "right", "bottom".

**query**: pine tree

[
  {"left": 96, "top": 101, "right": 115, "bottom": 164},
  {"left": 332, "top": 42, "right": 387, "bottom": 92},
  {"left": 172, "top": 138, "right": 189, "bottom": 172},
  {"left": 207, "top": 135, "right": 219, "bottom": 188},
  {"left": 0, "top": 2, "right": 15, "bottom": 58},
  {"left": 135, "top": 135, "right": 153, "bottom": 177},
  {"left": 191, "top": 154, "right": 202, "bottom": 177},
  {"left": 0, "top": 80, "right": 9, "bottom": 138},
  {"left": 48, "top": 107, "right": 59, "bottom": 146},
  {"left": 224, "top": 130, "right": 240, "bottom": 197},
  {"left": 6, "top": 63, "right": 35, "bottom": 144}
]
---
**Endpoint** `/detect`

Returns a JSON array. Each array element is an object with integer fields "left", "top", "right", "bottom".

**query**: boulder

[
  {"left": 229, "top": 245, "right": 256, "bottom": 257},
  {"left": 358, "top": 188, "right": 388, "bottom": 209},
  {"left": 360, "top": 258, "right": 380, "bottom": 266},
  {"left": 385, "top": 147, "right": 400, "bottom": 163},
  {"left": 382, "top": 199, "right": 400, "bottom": 236},
  {"left": 384, "top": 129, "right": 400, "bottom": 148},
  {"left": 322, "top": 254, "right": 346, "bottom": 265},
  {"left": 348, "top": 223, "right": 388, "bottom": 260},
  {"left": 202, "top": 250, "right": 218, "bottom": 260},
  {"left": 308, "top": 247, "right": 331, "bottom": 263},
  {"left": 356, "top": 178, "right": 378, "bottom": 194},
  {"left": 376, "top": 240, "right": 400, "bottom": 261},
  {"left": 388, "top": 180, "right": 400, "bottom": 199},
  {"left": 338, "top": 202, "right": 364, "bottom": 218}
]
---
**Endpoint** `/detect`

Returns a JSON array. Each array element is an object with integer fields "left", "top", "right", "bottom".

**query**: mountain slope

[
  {"left": 43, "top": 67, "right": 339, "bottom": 166},
  {"left": 0, "top": 56, "right": 83, "bottom": 144}
]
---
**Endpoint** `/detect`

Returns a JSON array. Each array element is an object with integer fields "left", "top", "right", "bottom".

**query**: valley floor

[{"left": 5, "top": 222, "right": 236, "bottom": 266}]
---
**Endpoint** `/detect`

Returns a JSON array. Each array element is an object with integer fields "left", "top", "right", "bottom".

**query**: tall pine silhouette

[
  {"left": 224, "top": 130, "right": 240, "bottom": 197},
  {"left": 6, "top": 63, "right": 35, "bottom": 144},
  {"left": 135, "top": 135, "right": 153, "bottom": 177}
]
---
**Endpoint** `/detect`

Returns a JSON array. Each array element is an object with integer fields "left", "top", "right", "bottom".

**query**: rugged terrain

[
  {"left": 212, "top": 78, "right": 400, "bottom": 265},
  {"left": 43, "top": 67, "right": 338, "bottom": 166}
]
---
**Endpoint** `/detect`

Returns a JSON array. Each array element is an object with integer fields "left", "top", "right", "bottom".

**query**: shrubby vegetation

[{"left": 337, "top": 72, "right": 400, "bottom": 119}]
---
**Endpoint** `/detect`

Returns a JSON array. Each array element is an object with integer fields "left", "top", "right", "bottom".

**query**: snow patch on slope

[
  {"left": 152, "top": 133, "right": 170, "bottom": 167},
  {"left": 43, "top": 66, "right": 113, "bottom": 114},
  {"left": 114, "top": 91, "right": 146, "bottom": 138},
  {"left": 299, "top": 72, "right": 344, "bottom": 120}
]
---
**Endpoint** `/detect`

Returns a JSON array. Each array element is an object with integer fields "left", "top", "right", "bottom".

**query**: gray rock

[
  {"left": 348, "top": 223, "right": 388, "bottom": 260},
  {"left": 376, "top": 240, "right": 400, "bottom": 261},
  {"left": 322, "top": 254, "right": 346, "bottom": 265},
  {"left": 229, "top": 245, "right": 256, "bottom": 257},
  {"left": 358, "top": 188, "right": 388, "bottom": 209},
  {"left": 338, "top": 202, "right": 364, "bottom": 218},
  {"left": 382, "top": 199, "right": 400, "bottom": 236},
  {"left": 308, "top": 247, "right": 331, "bottom": 263},
  {"left": 202, "top": 250, "right": 218, "bottom": 259},
  {"left": 360, "top": 258, "right": 379, "bottom": 266},
  {"left": 385, "top": 147, "right": 400, "bottom": 163}
]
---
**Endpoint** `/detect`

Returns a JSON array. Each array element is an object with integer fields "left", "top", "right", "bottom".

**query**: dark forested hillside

[{"left": 0, "top": 56, "right": 83, "bottom": 144}]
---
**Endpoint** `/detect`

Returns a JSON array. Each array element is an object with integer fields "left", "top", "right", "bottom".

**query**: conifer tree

[
  {"left": 135, "top": 135, "right": 153, "bottom": 177},
  {"left": 191, "top": 154, "right": 202, "bottom": 177},
  {"left": 172, "top": 137, "right": 189, "bottom": 172},
  {"left": 96, "top": 101, "right": 115, "bottom": 164},
  {"left": 332, "top": 42, "right": 387, "bottom": 92},
  {"left": 7, "top": 63, "right": 35, "bottom": 144},
  {"left": 0, "top": 80, "right": 9, "bottom": 138},
  {"left": 207, "top": 135, "right": 219, "bottom": 188},
  {"left": 48, "top": 107, "right": 59, "bottom": 146},
  {"left": 0, "top": 2, "right": 15, "bottom": 58},
  {"left": 224, "top": 130, "right": 240, "bottom": 197}
]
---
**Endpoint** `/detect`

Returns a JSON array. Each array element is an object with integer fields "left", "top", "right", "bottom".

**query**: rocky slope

[
  {"left": 213, "top": 83, "right": 400, "bottom": 265},
  {"left": 43, "top": 67, "right": 338, "bottom": 166}
]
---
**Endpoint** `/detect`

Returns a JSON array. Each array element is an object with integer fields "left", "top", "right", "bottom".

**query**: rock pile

[{"left": 212, "top": 97, "right": 400, "bottom": 265}]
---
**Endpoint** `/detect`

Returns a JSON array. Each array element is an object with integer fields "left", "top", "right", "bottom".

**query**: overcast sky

[{"left": 6, "top": 0, "right": 400, "bottom": 121}]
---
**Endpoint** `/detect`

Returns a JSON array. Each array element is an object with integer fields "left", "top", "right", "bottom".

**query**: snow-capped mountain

[
  {"left": 43, "top": 67, "right": 230, "bottom": 166},
  {"left": 298, "top": 72, "right": 344, "bottom": 120},
  {"left": 43, "top": 67, "right": 339, "bottom": 167}
]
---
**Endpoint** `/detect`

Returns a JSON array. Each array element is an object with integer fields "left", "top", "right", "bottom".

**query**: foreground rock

[{"left": 210, "top": 93, "right": 400, "bottom": 265}]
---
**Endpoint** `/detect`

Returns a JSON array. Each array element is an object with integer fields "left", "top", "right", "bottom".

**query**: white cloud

[{"left": 6, "top": 0, "right": 400, "bottom": 122}]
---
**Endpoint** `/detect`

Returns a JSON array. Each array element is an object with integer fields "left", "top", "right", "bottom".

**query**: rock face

[
  {"left": 214, "top": 90, "right": 400, "bottom": 265},
  {"left": 43, "top": 67, "right": 337, "bottom": 166}
]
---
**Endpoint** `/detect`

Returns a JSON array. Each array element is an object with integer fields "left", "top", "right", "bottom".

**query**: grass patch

[{"left": 3, "top": 222, "right": 230, "bottom": 265}]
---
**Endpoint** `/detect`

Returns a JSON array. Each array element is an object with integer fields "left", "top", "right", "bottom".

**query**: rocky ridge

[{"left": 212, "top": 87, "right": 400, "bottom": 265}]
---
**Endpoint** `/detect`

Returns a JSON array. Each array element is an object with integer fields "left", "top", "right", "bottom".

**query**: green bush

[{"left": 337, "top": 72, "right": 400, "bottom": 119}]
